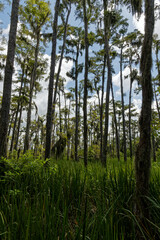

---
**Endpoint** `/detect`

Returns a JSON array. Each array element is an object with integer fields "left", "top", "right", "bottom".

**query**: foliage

[{"left": 0, "top": 155, "right": 160, "bottom": 239}]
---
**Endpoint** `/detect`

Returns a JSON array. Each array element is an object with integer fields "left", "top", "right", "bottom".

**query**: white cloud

[
  {"left": 35, "top": 55, "right": 73, "bottom": 116},
  {"left": 2, "top": 24, "right": 10, "bottom": 36},
  {"left": 56, "top": 58, "right": 73, "bottom": 85},
  {"left": 132, "top": 98, "right": 141, "bottom": 114},
  {"left": 133, "top": 14, "right": 145, "bottom": 34},
  {"left": 112, "top": 66, "right": 131, "bottom": 97}
]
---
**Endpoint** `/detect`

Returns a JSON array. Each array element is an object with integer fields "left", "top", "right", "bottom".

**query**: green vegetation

[{"left": 1, "top": 154, "right": 160, "bottom": 239}]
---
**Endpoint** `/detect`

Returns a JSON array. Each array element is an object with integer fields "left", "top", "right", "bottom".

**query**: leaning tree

[{"left": 0, "top": 0, "right": 20, "bottom": 158}]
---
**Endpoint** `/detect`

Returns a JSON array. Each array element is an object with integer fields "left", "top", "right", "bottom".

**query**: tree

[
  {"left": 110, "top": 79, "right": 120, "bottom": 161},
  {"left": 82, "top": 0, "right": 89, "bottom": 167},
  {"left": 52, "top": 1, "right": 71, "bottom": 126},
  {"left": 134, "top": 0, "right": 155, "bottom": 238},
  {"left": 102, "top": 4, "right": 124, "bottom": 166},
  {"left": 113, "top": 17, "right": 128, "bottom": 162},
  {"left": 65, "top": 26, "right": 84, "bottom": 162},
  {"left": 20, "top": 0, "right": 50, "bottom": 153},
  {"left": 0, "top": 0, "right": 20, "bottom": 158},
  {"left": 101, "top": 0, "right": 112, "bottom": 166},
  {"left": 45, "top": 0, "right": 60, "bottom": 160}
]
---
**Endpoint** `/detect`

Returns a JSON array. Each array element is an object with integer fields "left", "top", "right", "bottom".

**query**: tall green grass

[{"left": 0, "top": 153, "right": 160, "bottom": 239}]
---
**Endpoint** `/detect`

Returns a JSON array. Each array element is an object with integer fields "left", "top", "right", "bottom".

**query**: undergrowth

[{"left": 0, "top": 152, "right": 160, "bottom": 239}]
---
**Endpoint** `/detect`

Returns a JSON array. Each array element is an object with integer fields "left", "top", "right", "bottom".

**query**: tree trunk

[
  {"left": 24, "top": 31, "right": 40, "bottom": 153},
  {"left": 14, "top": 103, "right": 23, "bottom": 151},
  {"left": 152, "top": 133, "right": 156, "bottom": 162},
  {"left": 0, "top": 0, "right": 20, "bottom": 158},
  {"left": 102, "top": 0, "right": 112, "bottom": 166},
  {"left": 67, "top": 100, "right": 71, "bottom": 160},
  {"left": 83, "top": 0, "right": 88, "bottom": 167},
  {"left": 58, "top": 91, "right": 62, "bottom": 133},
  {"left": 10, "top": 67, "right": 24, "bottom": 152},
  {"left": 7, "top": 111, "right": 16, "bottom": 143},
  {"left": 111, "top": 79, "right": 120, "bottom": 161},
  {"left": 129, "top": 60, "right": 133, "bottom": 160},
  {"left": 135, "top": 0, "right": 154, "bottom": 238},
  {"left": 100, "top": 54, "right": 106, "bottom": 161},
  {"left": 45, "top": 0, "right": 60, "bottom": 160},
  {"left": 154, "top": 83, "right": 160, "bottom": 119},
  {"left": 75, "top": 44, "right": 80, "bottom": 162},
  {"left": 120, "top": 47, "right": 127, "bottom": 162},
  {"left": 52, "top": 5, "right": 71, "bottom": 117}
]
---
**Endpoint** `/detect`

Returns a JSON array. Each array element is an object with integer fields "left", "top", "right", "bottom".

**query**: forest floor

[{"left": 0, "top": 152, "right": 160, "bottom": 239}]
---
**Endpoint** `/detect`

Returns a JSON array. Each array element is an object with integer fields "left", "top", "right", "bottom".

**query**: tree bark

[
  {"left": 102, "top": 0, "right": 112, "bottom": 166},
  {"left": 111, "top": 79, "right": 120, "bottom": 161},
  {"left": 83, "top": 0, "right": 88, "bottom": 167},
  {"left": 75, "top": 44, "right": 80, "bottom": 162},
  {"left": 135, "top": 0, "right": 154, "bottom": 238},
  {"left": 45, "top": 0, "right": 60, "bottom": 160},
  {"left": 100, "top": 54, "right": 106, "bottom": 161},
  {"left": 0, "top": 0, "right": 20, "bottom": 158},
  {"left": 120, "top": 47, "right": 127, "bottom": 162},
  {"left": 58, "top": 91, "right": 62, "bottom": 133},
  {"left": 52, "top": 4, "right": 71, "bottom": 117},
  {"left": 129, "top": 60, "right": 133, "bottom": 160},
  {"left": 7, "top": 111, "right": 16, "bottom": 143},
  {"left": 14, "top": 103, "right": 23, "bottom": 151}
]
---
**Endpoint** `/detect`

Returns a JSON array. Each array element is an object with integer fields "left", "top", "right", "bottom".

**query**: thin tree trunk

[
  {"left": 129, "top": 60, "right": 133, "bottom": 160},
  {"left": 58, "top": 91, "right": 62, "bottom": 133},
  {"left": 75, "top": 44, "right": 80, "bottom": 162},
  {"left": 67, "top": 100, "right": 71, "bottom": 160},
  {"left": 120, "top": 47, "right": 127, "bottom": 162},
  {"left": 100, "top": 54, "right": 106, "bottom": 161},
  {"left": 102, "top": 0, "right": 112, "bottom": 166},
  {"left": 24, "top": 32, "right": 40, "bottom": 153},
  {"left": 10, "top": 67, "right": 24, "bottom": 152},
  {"left": 14, "top": 103, "right": 23, "bottom": 151},
  {"left": 135, "top": 0, "right": 154, "bottom": 238},
  {"left": 152, "top": 133, "right": 156, "bottom": 162},
  {"left": 0, "top": 0, "right": 20, "bottom": 158},
  {"left": 154, "top": 82, "right": 160, "bottom": 119},
  {"left": 111, "top": 79, "right": 120, "bottom": 161},
  {"left": 155, "top": 41, "right": 160, "bottom": 84},
  {"left": 83, "top": 0, "right": 88, "bottom": 167},
  {"left": 52, "top": 5, "right": 71, "bottom": 117},
  {"left": 112, "top": 117, "right": 115, "bottom": 157},
  {"left": 45, "top": 0, "right": 60, "bottom": 160},
  {"left": 8, "top": 111, "right": 16, "bottom": 143}
]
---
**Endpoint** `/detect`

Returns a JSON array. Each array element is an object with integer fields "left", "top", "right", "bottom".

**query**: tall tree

[
  {"left": 74, "top": 39, "right": 80, "bottom": 162},
  {"left": 120, "top": 46, "right": 127, "bottom": 162},
  {"left": 65, "top": 26, "right": 84, "bottom": 162},
  {"left": 102, "top": 1, "right": 113, "bottom": 166},
  {"left": 45, "top": 0, "right": 60, "bottom": 160},
  {"left": 83, "top": 0, "right": 89, "bottom": 167},
  {"left": 124, "top": 30, "right": 142, "bottom": 160},
  {"left": 110, "top": 79, "right": 120, "bottom": 161},
  {"left": 0, "top": 0, "right": 20, "bottom": 158},
  {"left": 21, "top": 0, "right": 50, "bottom": 153},
  {"left": 52, "top": 1, "right": 71, "bottom": 123},
  {"left": 134, "top": 0, "right": 154, "bottom": 238}
]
